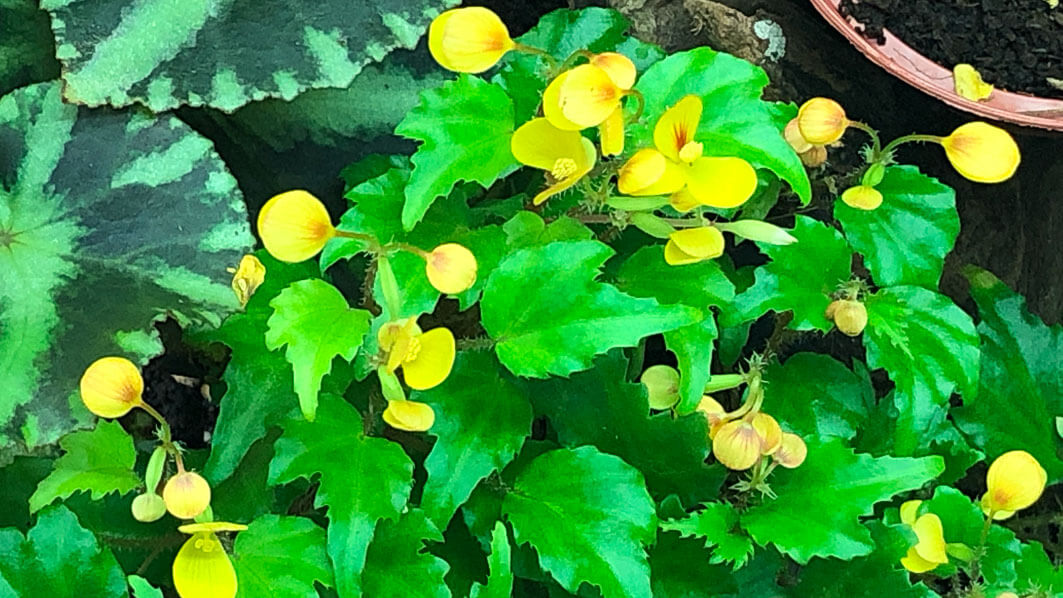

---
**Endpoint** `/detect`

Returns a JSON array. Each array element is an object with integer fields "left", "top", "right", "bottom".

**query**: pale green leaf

[
  {"left": 29, "top": 421, "right": 140, "bottom": 513},
  {"left": 127, "top": 575, "right": 162, "bottom": 598}
]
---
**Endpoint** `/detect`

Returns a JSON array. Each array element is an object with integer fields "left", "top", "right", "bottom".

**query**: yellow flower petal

[
  {"left": 617, "top": 149, "right": 686, "bottom": 196},
  {"left": 911, "top": 513, "right": 948, "bottom": 565},
  {"left": 653, "top": 95, "right": 703, "bottom": 162},
  {"left": 426, "top": 243, "right": 478, "bottom": 295},
  {"left": 257, "top": 190, "right": 335, "bottom": 263},
  {"left": 599, "top": 106, "right": 625, "bottom": 157},
  {"left": 428, "top": 7, "right": 514, "bottom": 73},
  {"left": 983, "top": 450, "right": 1047, "bottom": 514},
  {"left": 712, "top": 419, "right": 762, "bottom": 471},
  {"left": 752, "top": 412, "right": 782, "bottom": 455},
  {"left": 542, "top": 72, "right": 585, "bottom": 131},
  {"left": 380, "top": 318, "right": 421, "bottom": 373},
  {"left": 696, "top": 395, "right": 726, "bottom": 429},
  {"left": 230, "top": 254, "right": 265, "bottom": 308},
  {"left": 669, "top": 189, "right": 699, "bottom": 213},
  {"left": 173, "top": 532, "right": 238, "bottom": 598},
  {"left": 163, "top": 471, "right": 212, "bottom": 520},
  {"left": 899, "top": 500, "right": 922, "bottom": 526},
  {"left": 382, "top": 399, "right": 436, "bottom": 432},
  {"left": 901, "top": 547, "right": 940, "bottom": 574},
  {"left": 179, "top": 522, "right": 248, "bottom": 534},
  {"left": 940, "top": 122, "right": 1020, "bottom": 183},
  {"left": 79, "top": 356, "right": 144, "bottom": 418},
  {"left": 558, "top": 64, "right": 622, "bottom": 128},
  {"left": 531, "top": 138, "right": 596, "bottom": 206},
  {"left": 784, "top": 118, "right": 813, "bottom": 154},
  {"left": 401, "top": 327, "right": 456, "bottom": 390},
  {"left": 670, "top": 227, "right": 725, "bottom": 259},
  {"left": 591, "top": 52, "right": 637, "bottom": 90},
  {"left": 840, "top": 185, "right": 883, "bottom": 210},
  {"left": 797, "top": 97, "right": 849, "bottom": 145},
  {"left": 800, "top": 145, "right": 828, "bottom": 168},
  {"left": 512, "top": 118, "right": 597, "bottom": 205},
  {"left": 772, "top": 433, "right": 807, "bottom": 469},
  {"left": 684, "top": 156, "right": 758, "bottom": 209},
  {"left": 954, "top": 64, "right": 994, "bottom": 102}
]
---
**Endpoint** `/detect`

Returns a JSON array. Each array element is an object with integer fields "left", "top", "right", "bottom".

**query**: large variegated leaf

[
  {"left": 45, "top": 0, "right": 459, "bottom": 112},
  {"left": 0, "top": 82, "right": 253, "bottom": 455},
  {"left": 0, "top": 0, "right": 58, "bottom": 96}
]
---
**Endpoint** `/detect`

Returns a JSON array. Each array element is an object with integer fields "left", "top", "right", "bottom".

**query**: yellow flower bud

[
  {"left": 163, "top": 471, "right": 212, "bottom": 520},
  {"left": 752, "top": 413, "right": 783, "bottom": 455},
  {"left": 797, "top": 97, "right": 849, "bottom": 145},
  {"left": 257, "top": 190, "right": 336, "bottom": 263},
  {"left": 982, "top": 450, "right": 1047, "bottom": 519},
  {"left": 712, "top": 418, "right": 763, "bottom": 471},
  {"left": 228, "top": 254, "right": 265, "bottom": 308},
  {"left": 425, "top": 243, "right": 478, "bottom": 295},
  {"left": 383, "top": 399, "right": 436, "bottom": 432},
  {"left": 173, "top": 523, "right": 246, "bottom": 598},
  {"left": 939, "top": 122, "right": 1020, "bottom": 183},
  {"left": 79, "top": 357, "right": 144, "bottom": 418},
  {"left": 664, "top": 227, "right": 725, "bottom": 266},
  {"left": 640, "top": 365, "right": 681, "bottom": 410},
  {"left": 899, "top": 501, "right": 948, "bottom": 573},
  {"left": 428, "top": 7, "right": 515, "bottom": 73},
  {"left": 131, "top": 493, "right": 167, "bottom": 523},
  {"left": 827, "top": 299, "right": 867, "bottom": 337},
  {"left": 772, "top": 433, "right": 807, "bottom": 469},
  {"left": 783, "top": 118, "right": 813, "bottom": 154},
  {"left": 599, "top": 106, "right": 625, "bottom": 157},
  {"left": 995, "top": 593, "right": 1020, "bottom": 598},
  {"left": 840, "top": 185, "right": 884, "bottom": 211},
  {"left": 696, "top": 395, "right": 727, "bottom": 438}
]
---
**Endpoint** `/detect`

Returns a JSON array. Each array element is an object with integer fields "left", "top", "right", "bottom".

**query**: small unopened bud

[
  {"left": 827, "top": 299, "right": 868, "bottom": 337},
  {"left": 79, "top": 357, "right": 144, "bottom": 418},
  {"left": 861, "top": 163, "right": 887, "bottom": 187},
  {"left": 257, "top": 190, "right": 336, "bottom": 263},
  {"left": 131, "top": 493, "right": 167, "bottom": 523},
  {"left": 641, "top": 365, "right": 681, "bottom": 410},
  {"left": 425, "top": 243, "right": 478, "bottom": 295},
  {"left": 229, "top": 254, "right": 266, "bottom": 308},
  {"left": 773, "top": 433, "right": 808, "bottom": 469},
  {"left": 163, "top": 471, "right": 212, "bottom": 519},
  {"left": 716, "top": 220, "right": 797, "bottom": 246},
  {"left": 797, "top": 97, "right": 849, "bottom": 145}
]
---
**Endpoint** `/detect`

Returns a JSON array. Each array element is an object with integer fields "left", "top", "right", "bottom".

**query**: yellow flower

[
  {"left": 982, "top": 450, "right": 1047, "bottom": 519},
  {"left": 173, "top": 522, "right": 247, "bottom": 598},
  {"left": 511, "top": 118, "right": 597, "bottom": 205},
  {"left": 257, "top": 190, "right": 336, "bottom": 263},
  {"left": 227, "top": 254, "right": 265, "bottom": 308},
  {"left": 163, "top": 471, "right": 212, "bottom": 520},
  {"left": 840, "top": 185, "right": 884, "bottom": 210},
  {"left": 752, "top": 412, "right": 782, "bottom": 455},
  {"left": 428, "top": 7, "right": 515, "bottom": 73},
  {"left": 79, "top": 357, "right": 144, "bottom": 418},
  {"left": 664, "top": 226, "right": 725, "bottom": 266},
  {"left": 425, "top": 243, "right": 478, "bottom": 295},
  {"left": 383, "top": 399, "right": 436, "bottom": 432},
  {"left": 772, "top": 433, "right": 807, "bottom": 469},
  {"left": 640, "top": 365, "right": 681, "bottom": 410},
  {"left": 939, "top": 122, "right": 1020, "bottom": 183},
  {"left": 618, "top": 95, "right": 757, "bottom": 210},
  {"left": 378, "top": 318, "right": 456, "bottom": 391},
  {"left": 826, "top": 299, "right": 868, "bottom": 337},
  {"left": 543, "top": 52, "right": 636, "bottom": 153},
  {"left": 784, "top": 118, "right": 828, "bottom": 167},
  {"left": 954, "top": 64, "right": 994, "bottom": 102},
  {"left": 599, "top": 106, "right": 625, "bottom": 157},
  {"left": 796, "top": 97, "right": 849, "bottom": 145},
  {"left": 696, "top": 395, "right": 727, "bottom": 439},
  {"left": 899, "top": 500, "right": 948, "bottom": 573},
  {"left": 712, "top": 417, "right": 763, "bottom": 471},
  {"left": 590, "top": 52, "right": 637, "bottom": 90}
]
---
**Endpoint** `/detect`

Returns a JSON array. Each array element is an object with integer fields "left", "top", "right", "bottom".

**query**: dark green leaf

[
  {"left": 469, "top": 521, "right": 513, "bottom": 598},
  {"left": 763, "top": 353, "right": 873, "bottom": 440},
  {"left": 233, "top": 515, "right": 333, "bottom": 598},
  {"left": 661, "top": 503, "right": 754, "bottom": 569},
  {"left": 649, "top": 530, "right": 737, "bottom": 598},
  {"left": 362, "top": 511, "right": 450, "bottom": 598},
  {"left": 0, "top": 0, "right": 58, "bottom": 96}
]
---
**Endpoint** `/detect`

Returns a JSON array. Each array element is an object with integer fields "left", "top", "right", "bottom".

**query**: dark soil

[{"left": 839, "top": 0, "right": 1063, "bottom": 99}]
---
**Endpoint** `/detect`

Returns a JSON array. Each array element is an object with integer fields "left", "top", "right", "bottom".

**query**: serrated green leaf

[
  {"left": 0, "top": 0, "right": 58, "bottom": 96},
  {"left": 835, "top": 166, "right": 958, "bottom": 289},
  {"left": 631, "top": 48, "right": 811, "bottom": 204},
  {"left": 265, "top": 279, "right": 372, "bottom": 421},
  {"left": 362, "top": 511, "right": 450, "bottom": 598},
  {"left": 210, "top": 434, "right": 276, "bottom": 522},
  {"left": 649, "top": 530, "right": 737, "bottom": 598},
  {"left": 482, "top": 240, "right": 700, "bottom": 377},
  {"left": 0, "top": 81, "right": 252, "bottom": 454},
  {"left": 502, "top": 211, "right": 593, "bottom": 248},
  {"left": 954, "top": 268, "right": 1063, "bottom": 481},
  {"left": 46, "top": 0, "right": 458, "bottom": 111},
  {"left": 764, "top": 352, "right": 873, "bottom": 440},
  {"left": 741, "top": 437, "right": 943, "bottom": 563},
  {"left": 502, "top": 446, "right": 657, "bottom": 598},
  {"left": 233, "top": 514, "right": 333, "bottom": 598},
  {"left": 28, "top": 421, "right": 140, "bottom": 513},
  {"left": 735, "top": 216, "right": 852, "bottom": 331},
  {"left": 268, "top": 395, "right": 413, "bottom": 598},
  {"left": 126, "top": 575, "right": 162, "bottom": 598},
  {"left": 0, "top": 505, "right": 125, "bottom": 596},
  {"left": 414, "top": 351, "right": 533, "bottom": 528},
  {"left": 395, "top": 75, "right": 517, "bottom": 230},
  {"left": 661, "top": 503, "right": 754, "bottom": 569},
  {"left": 470, "top": 521, "right": 514, "bottom": 598},
  {"left": 788, "top": 537, "right": 936, "bottom": 598},
  {"left": 919, "top": 486, "right": 1022, "bottom": 586},
  {"left": 864, "top": 286, "right": 979, "bottom": 454}
]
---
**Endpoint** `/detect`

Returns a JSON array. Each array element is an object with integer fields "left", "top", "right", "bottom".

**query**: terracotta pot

[{"left": 810, "top": 0, "right": 1063, "bottom": 131}]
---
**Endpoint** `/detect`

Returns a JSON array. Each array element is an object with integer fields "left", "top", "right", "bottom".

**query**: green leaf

[
  {"left": 395, "top": 75, "right": 518, "bottom": 230},
  {"left": 740, "top": 437, "right": 943, "bottom": 563},
  {"left": 45, "top": 0, "right": 458, "bottom": 111},
  {"left": 502, "top": 211, "right": 593, "bottom": 248},
  {"left": 0, "top": 0, "right": 58, "bottom": 96},
  {"left": 502, "top": 446, "right": 657, "bottom": 598},
  {"left": 470, "top": 521, "right": 514, "bottom": 598},
  {"left": 268, "top": 395, "right": 413, "bottom": 598},
  {"left": 920, "top": 486, "right": 1022, "bottom": 586},
  {"left": 0, "top": 505, "right": 125, "bottom": 596},
  {"left": 0, "top": 82, "right": 252, "bottom": 454},
  {"left": 127, "top": 575, "right": 162, "bottom": 598},
  {"left": 632, "top": 48, "right": 811, "bottom": 204},
  {"left": 661, "top": 503, "right": 754, "bottom": 569},
  {"left": 527, "top": 352, "right": 725, "bottom": 506},
  {"left": 863, "top": 286, "right": 979, "bottom": 454},
  {"left": 955, "top": 268, "right": 1063, "bottom": 481},
  {"left": 735, "top": 216, "right": 852, "bottom": 331},
  {"left": 362, "top": 511, "right": 450, "bottom": 598},
  {"left": 482, "top": 240, "right": 700, "bottom": 377},
  {"left": 763, "top": 352, "right": 873, "bottom": 440},
  {"left": 233, "top": 514, "right": 333, "bottom": 598},
  {"left": 835, "top": 166, "right": 958, "bottom": 289},
  {"left": 788, "top": 536, "right": 936, "bottom": 598},
  {"left": 265, "top": 279, "right": 372, "bottom": 421},
  {"left": 28, "top": 421, "right": 140, "bottom": 513},
  {"left": 649, "top": 530, "right": 737, "bottom": 598},
  {"left": 414, "top": 351, "right": 533, "bottom": 528}
]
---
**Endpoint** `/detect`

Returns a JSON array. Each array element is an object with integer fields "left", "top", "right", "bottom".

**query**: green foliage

[
  {"left": 764, "top": 353, "right": 873, "bottom": 440},
  {"left": 362, "top": 511, "right": 450, "bottom": 598},
  {"left": 0, "top": 0, "right": 58, "bottom": 96},
  {"left": 470, "top": 522, "right": 514, "bottom": 598},
  {"left": 28, "top": 421, "right": 140, "bottom": 513},
  {"left": 661, "top": 502, "right": 755, "bottom": 568},
  {"left": 233, "top": 515, "right": 333, "bottom": 598}
]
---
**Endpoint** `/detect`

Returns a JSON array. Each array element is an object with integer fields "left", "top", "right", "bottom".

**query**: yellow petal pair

[
  {"left": 840, "top": 185, "right": 884, "bottom": 210},
  {"left": 425, "top": 243, "right": 478, "bottom": 295},
  {"left": 981, "top": 450, "right": 1047, "bottom": 519},
  {"left": 772, "top": 433, "right": 807, "bottom": 469},
  {"left": 228, "top": 254, "right": 265, "bottom": 308},
  {"left": 428, "top": 7, "right": 515, "bottom": 73},
  {"left": 618, "top": 95, "right": 757, "bottom": 210},
  {"left": 383, "top": 399, "right": 436, "bottom": 432},
  {"left": 899, "top": 500, "right": 948, "bottom": 573},
  {"left": 664, "top": 227, "right": 725, "bottom": 266},
  {"left": 797, "top": 97, "right": 849, "bottom": 145},
  {"left": 173, "top": 522, "right": 247, "bottom": 598},
  {"left": 378, "top": 319, "right": 456, "bottom": 391},
  {"left": 79, "top": 356, "right": 144, "bottom": 418},
  {"left": 511, "top": 118, "right": 597, "bottom": 205},
  {"left": 257, "top": 190, "right": 336, "bottom": 263},
  {"left": 544, "top": 59, "right": 630, "bottom": 130},
  {"left": 939, "top": 122, "right": 1020, "bottom": 184}
]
